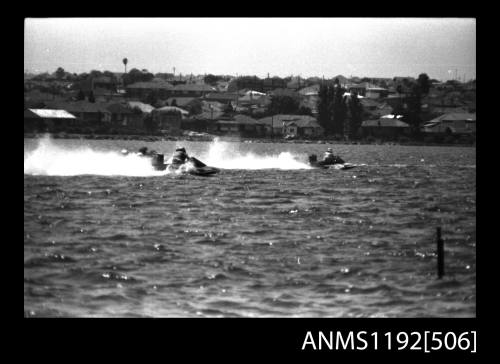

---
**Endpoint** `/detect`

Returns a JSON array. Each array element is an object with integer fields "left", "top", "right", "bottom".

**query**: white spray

[
  {"left": 24, "top": 136, "right": 167, "bottom": 176},
  {"left": 24, "top": 136, "right": 311, "bottom": 176},
  {"left": 201, "top": 138, "right": 311, "bottom": 170}
]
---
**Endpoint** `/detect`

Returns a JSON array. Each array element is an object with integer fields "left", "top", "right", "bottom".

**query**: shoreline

[{"left": 23, "top": 133, "right": 476, "bottom": 148}]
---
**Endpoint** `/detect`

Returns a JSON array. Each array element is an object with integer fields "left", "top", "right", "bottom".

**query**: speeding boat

[
  {"left": 308, "top": 154, "right": 356, "bottom": 170},
  {"left": 150, "top": 154, "right": 219, "bottom": 176}
]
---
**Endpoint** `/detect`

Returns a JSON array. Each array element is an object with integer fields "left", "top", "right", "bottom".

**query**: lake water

[{"left": 24, "top": 136, "right": 476, "bottom": 317}]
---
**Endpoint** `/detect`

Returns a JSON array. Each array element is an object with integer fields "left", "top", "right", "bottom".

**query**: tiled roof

[
  {"left": 203, "top": 92, "right": 239, "bottom": 102},
  {"left": 126, "top": 81, "right": 174, "bottom": 90},
  {"left": 232, "top": 114, "right": 259, "bottom": 125},
  {"left": 362, "top": 118, "right": 410, "bottom": 128},
  {"left": 154, "top": 106, "right": 189, "bottom": 115},
  {"left": 426, "top": 113, "right": 476, "bottom": 124},
  {"left": 27, "top": 109, "right": 77, "bottom": 119},
  {"left": 165, "top": 97, "right": 197, "bottom": 107},
  {"left": 127, "top": 101, "right": 155, "bottom": 113},
  {"left": 44, "top": 100, "right": 111, "bottom": 113},
  {"left": 173, "top": 84, "right": 216, "bottom": 92}
]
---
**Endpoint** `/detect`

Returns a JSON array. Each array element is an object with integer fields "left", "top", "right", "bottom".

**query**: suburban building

[
  {"left": 24, "top": 109, "right": 77, "bottom": 131},
  {"left": 202, "top": 92, "right": 239, "bottom": 105},
  {"left": 258, "top": 114, "right": 323, "bottom": 138},
  {"left": 346, "top": 82, "right": 371, "bottom": 96},
  {"left": 421, "top": 113, "right": 476, "bottom": 135},
  {"left": 126, "top": 101, "right": 155, "bottom": 129},
  {"left": 152, "top": 106, "right": 189, "bottom": 135},
  {"left": 171, "top": 83, "right": 216, "bottom": 98},
  {"left": 106, "top": 103, "right": 134, "bottom": 126},
  {"left": 361, "top": 115, "right": 410, "bottom": 139},
  {"left": 365, "top": 87, "right": 390, "bottom": 99},
  {"left": 210, "top": 114, "right": 263, "bottom": 137},
  {"left": 281, "top": 115, "right": 324, "bottom": 138},
  {"left": 125, "top": 80, "right": 175, "bottom": 100},
  {"left": 43, "top": 100, "right": 112, "bottom": 123}
]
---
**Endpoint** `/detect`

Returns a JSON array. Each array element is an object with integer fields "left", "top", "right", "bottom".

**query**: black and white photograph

[{"left": 24, "top": 17, "right": 476, "bottom": 319}]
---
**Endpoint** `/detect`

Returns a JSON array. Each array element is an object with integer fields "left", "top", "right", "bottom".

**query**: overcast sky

[{"left": 24, "top": 18, "right": 476, "bottom": 81}]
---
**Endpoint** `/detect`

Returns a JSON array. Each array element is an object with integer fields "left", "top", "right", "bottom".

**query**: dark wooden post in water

[{"left": 437, "top": 227, "right": 445, "bottom": 278}]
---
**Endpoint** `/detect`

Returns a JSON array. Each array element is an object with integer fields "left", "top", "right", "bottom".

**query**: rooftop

[
  {"left": 27, "top": 109, "right": 77, "bottom": 119},
  {"left": 173, "top": 84, "right": 216, "bottom": 92},
  {"left": 426, "top": 113, "right": 476, "bottom": 124},
  {"left": 126, "top": 81, "right": 174, "bottom": 90},
  {"left": 127, "top": 101, "right": 155, "bottom": 113},
  {"left": 44, "top": 100, "right": 111, "bottom": 113},
  {"left": 362, "top": 118, "right": 409, "bottom": 128},
  {"left": 154, "top": 106, "right": 189, "bottom": 115}
]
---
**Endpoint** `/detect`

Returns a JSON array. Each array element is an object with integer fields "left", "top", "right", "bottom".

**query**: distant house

[
  {"left": 346, "top": 82, "right": 370, "bottom": 96},
  {"left": 125, "top": 80, "right": 174, "bottom": 100},
  {"left": 425, "top": 97, "right": 469, "bottom": 115},
  {"left": 93, "top": 87, "right": 125, "bottom": 103},
  {"left": 360, "top": 99, "right": 393, "bottom": 119},
  {"left": 210, "top": 114, "right": 263, "bottom": 137},
  {"left": 258, "top": 114, "right": 323, "bottom": 138},
  {"left": 422, "top": 113, "right": 476, "bottom": 135},
  {"left": 106, "top": 103, "right": 134, "bottom": 126},
  {"left": 361, "top": 115, "right": 410, "bottom": 139},
  {"left": 238, "top": 90, "right": 266, "bottom": 103},
  {"left": 365, "top": 87, "right": 389, "bottom": 99},
  {"left": 281, "top": 115, "right": 324, "bottom": 138},
  {"left": 152, "top": 106, "right": 189, "bottom": 135},
  {"left": 202, "top": 92, "right": 240, "bottom": 105},
  {"left": 24, "top": 108, "right": 77, "bottom": 131},
  {"left": 171, "top": 83, "right": 216, "bottom": 98},
  {"left": 201, "top": 100, "right": 226, "bottom": 112},
  {"left": 126, "top": 101, "right": 155, "bottom": 129},
  {"left": 165, "top": 97, "right": 197, "bottom": 108},
  {"left": 44, "top": 100, "right": 111, "bottom": 123}
]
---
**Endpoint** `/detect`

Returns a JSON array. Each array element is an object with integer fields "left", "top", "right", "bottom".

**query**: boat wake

[
  {"left": 200, "top": 138, "right": 312, "bottom": 170},
  {"left": 24, "top": 136, "right": 312, "bottom": 176}
]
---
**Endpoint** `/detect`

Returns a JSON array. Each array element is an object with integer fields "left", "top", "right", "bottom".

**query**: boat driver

[
  {"left": 172, "top": 147, "right": 189, "bottom": 165},
  {"left": 323, "top": 148, "right": 335, "bottom": 163},
  {"left": 323, "top": 148, "right": 345, "bottom": 164}
]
